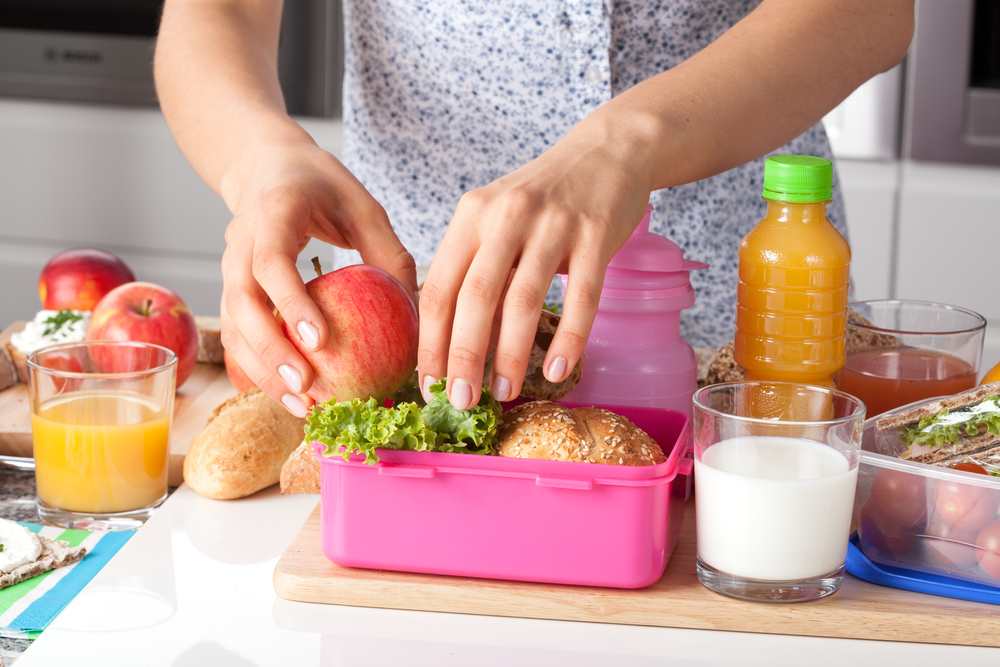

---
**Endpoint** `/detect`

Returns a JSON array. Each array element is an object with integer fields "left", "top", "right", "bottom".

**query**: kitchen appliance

[
  {"left": 0, "top": 0, "right": 341, "bottom": 117},
  {"left": 561, "top": 205, "right": 707, "bottom": 418},
  {"left": 317, "top": 403, "right": 692, "bottom": 589},
  {"left": 904, "top": 0, "right": 1000, "bottom": 165}
]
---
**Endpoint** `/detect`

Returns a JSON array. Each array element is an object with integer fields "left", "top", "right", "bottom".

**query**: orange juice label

[{"left": 32, "top": 391, "right": 170, "bottom": 513}]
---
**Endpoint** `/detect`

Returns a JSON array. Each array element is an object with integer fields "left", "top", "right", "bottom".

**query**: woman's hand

[
  {"left": 220, "top": 141, "right": 417, "bottom": 416},
  {"left": 417, "top": 111, "right": 656, "bottom": 409}
]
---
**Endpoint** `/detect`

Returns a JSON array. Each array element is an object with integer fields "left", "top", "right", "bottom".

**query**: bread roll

[
  {"left": 496, "top": 401, "right": 666, "bottom": 466},
  {"left": 280, "top": 440, "right": 321, "bottom": 495},
  {"left": 195, "top": 315, "right": 225, "bottom": 364},
  {"left": 184, "top": 388, "right": 307, "bottom": 499}
]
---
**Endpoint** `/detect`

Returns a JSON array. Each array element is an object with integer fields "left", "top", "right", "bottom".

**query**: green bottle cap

[{"left": 762, "top": 155, "right": 832, "bottom": 203}]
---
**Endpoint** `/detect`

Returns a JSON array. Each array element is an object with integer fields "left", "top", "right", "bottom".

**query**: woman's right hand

[{"left": 219, "top": 140, "right": 417, "bottom": 417}]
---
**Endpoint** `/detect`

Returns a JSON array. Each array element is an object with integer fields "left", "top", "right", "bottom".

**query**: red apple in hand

[
  {"left": 39, "top": 248, "right": 136, "bottom": 311},
  {"left": 88, "top": 282, "right": 198, "bottom": 387},
  {"left": 282, "top": 264, "right": 417, "bottom": 403},
  {"left": 224, "top": 348, "right": 257, "bottom": 393}
]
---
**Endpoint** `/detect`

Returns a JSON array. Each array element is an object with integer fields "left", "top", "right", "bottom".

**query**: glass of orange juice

[
  {"left": 27, "top": 341, "right": 176, "bottom": 530},
  {"left": 836, "top": 300, "right": 986, "bottom": 418}
]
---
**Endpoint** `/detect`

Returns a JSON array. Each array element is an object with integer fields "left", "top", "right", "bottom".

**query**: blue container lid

[{"left": 846, "top": 533, "right": 1000, "bottom": 605}]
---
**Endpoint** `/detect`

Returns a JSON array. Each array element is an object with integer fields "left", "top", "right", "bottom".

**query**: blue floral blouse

[{"left": 335, "top": 0, "right": 848, "bottom": 348}]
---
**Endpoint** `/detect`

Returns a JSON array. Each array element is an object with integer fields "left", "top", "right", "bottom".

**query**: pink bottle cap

[{"left": 609, "top": 205, "right": 709, "bottom": 273}]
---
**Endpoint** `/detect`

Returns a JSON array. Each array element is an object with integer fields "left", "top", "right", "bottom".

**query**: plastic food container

[
  {"left": 317, "top": 403, "right": 692, "bottom": 589},
  {"left": 852, "top": 401, "right": 1000, "bottom": 590}
]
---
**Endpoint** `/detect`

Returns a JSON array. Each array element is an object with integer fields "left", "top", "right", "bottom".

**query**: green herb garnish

[
  {"left": 542, "top": 302, "right": 561, "bottom": 315},
  {"left": 899, "top": 396, "right": 1000, "bottom": 448},
  {"left": 305, "top": 379, "right": 502, "bottom": 464},
  {"left": 1, "top": 543, "right": 4, "bottom": 552},
  {"left": 42, "top": 309, "right": 83, "bottom": 337}
]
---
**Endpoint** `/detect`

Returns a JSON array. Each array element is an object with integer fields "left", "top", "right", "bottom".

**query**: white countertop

[{"left": 14, "top": 484, "right": 1000, "bottom": 666}]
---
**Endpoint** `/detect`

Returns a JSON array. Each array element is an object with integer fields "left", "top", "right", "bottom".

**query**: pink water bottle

[{"left": 561, "top": 205, "right": 708, "bottom": 417}]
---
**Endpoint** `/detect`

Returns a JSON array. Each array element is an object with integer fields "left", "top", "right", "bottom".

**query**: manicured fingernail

[
  {"left": 421, "top": 375, "right": 437, "bottom": 404},
  {"left": 279, "top": 364, "right": 302, "bottom": 393},
  {"left": 449, "top": 378, "right": 473, "bottom": 411},
  {"left": 547, "top": 356, "right": 568, "bottom": 383},
  {"left": 492, "top": 375, "right": 512, "bottom": 402},
  {"left": 297, "top": 321, "right": 320, "bottom": 350},
  {"left": 281, "top": 393, "right": 308, "bottom": 418}
]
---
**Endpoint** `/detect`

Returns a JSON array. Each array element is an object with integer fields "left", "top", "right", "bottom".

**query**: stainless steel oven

[
  {"left": 0, "top": 0, "right": 342, "bottom": 117},
  {"left": 904, "top": 0, "right": 1000, "bottom": 165}
]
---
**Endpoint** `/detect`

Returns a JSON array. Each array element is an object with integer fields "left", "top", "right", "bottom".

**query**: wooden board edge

[
  {"left": 272, "top": 505, "right": 1000, "bottom": 648},
  {"left": 272, "top": 564, "right": 1000, "bottom": 648}
]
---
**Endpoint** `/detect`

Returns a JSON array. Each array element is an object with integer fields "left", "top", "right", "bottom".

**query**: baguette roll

[{"left": 184, "top": 388, "right": 307, "bottom": 500}]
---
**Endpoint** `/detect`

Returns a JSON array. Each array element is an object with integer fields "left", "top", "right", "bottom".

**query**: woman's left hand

[{"left": 417, "top": 111, "right": 656, "bottom": 409}]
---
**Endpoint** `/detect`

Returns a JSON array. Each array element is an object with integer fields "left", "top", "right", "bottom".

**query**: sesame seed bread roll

[{"left": 496, "top": 401, "right": 666, "bottom": 466}]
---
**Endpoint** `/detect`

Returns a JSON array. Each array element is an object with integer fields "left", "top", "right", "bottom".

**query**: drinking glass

[
  {"left": 27, "top": 341, "right": 176, "bottom": 530},
  {"left": 837, "top": 300, "right": 986, "bottom": 417},
  {"left": 693, "top": 382, "right": 865, "bottom": 602}
]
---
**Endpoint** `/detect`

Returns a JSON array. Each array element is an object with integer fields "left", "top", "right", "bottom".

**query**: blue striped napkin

[{"left": 0, "top": 523, "right": 133, "bottom": 638}]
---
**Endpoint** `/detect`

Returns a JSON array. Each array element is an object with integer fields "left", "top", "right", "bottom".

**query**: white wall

[{"left": 0, "top": 98, "right": 341, "bottom": 321}]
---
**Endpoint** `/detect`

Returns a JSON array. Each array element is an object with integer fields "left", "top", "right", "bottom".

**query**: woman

[{"left": 154, "top": 0, "right": 913, "bottom": 416}]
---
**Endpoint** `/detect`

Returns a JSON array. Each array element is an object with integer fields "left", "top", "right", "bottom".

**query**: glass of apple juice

[
  {"left": 693, "top": 382, "right": 865, "bottom": 603},
  {"left": 837, "top": 300, "right": 986, "bottom": 418},
  {"left": 28, "top": 341, "right": 177, "bottom": 530}
]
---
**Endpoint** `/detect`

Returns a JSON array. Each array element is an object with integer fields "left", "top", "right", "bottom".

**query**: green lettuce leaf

[
  {"left": 421, "top": 379, "right": 501, "bottom": 454},
  {"left": 899, "top": 395, "right": 1000, "bottom": 448},
  {"left": 304, "top": 378, "right": 502, "bottom": 464}
]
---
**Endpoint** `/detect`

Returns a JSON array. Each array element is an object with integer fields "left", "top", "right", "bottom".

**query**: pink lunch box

[{"left": 316, "top": 402, "right": 692, "bottom": 589}]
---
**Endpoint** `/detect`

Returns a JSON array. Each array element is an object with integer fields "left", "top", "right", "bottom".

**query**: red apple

[
  {"left": 224, "top": 348, "right": 257, "bottom": 393},
  {"left": 39, "top": 248, "right": 136, "bottom": 311},
  {"left": 281, "top": 264, "right": 417, "bottom": 403},
  {"left": 87, "top": 282, "right": 198, "bottom": 387}
]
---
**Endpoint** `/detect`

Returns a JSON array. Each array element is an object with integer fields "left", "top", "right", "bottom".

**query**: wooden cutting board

[
  {"left": 274, "top": 499, "right": 1000, "bottom": 648},
  {"left": 0, "top": 322, "right": 237, "bottom": 486}
]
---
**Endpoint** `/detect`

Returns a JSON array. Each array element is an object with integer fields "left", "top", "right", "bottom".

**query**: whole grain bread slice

[
  {"left": 876, "top": 381, "right": 1000, "bottom": 432},
  {"left": 0, "top": 535, "right": 88, "bottom": 591}
]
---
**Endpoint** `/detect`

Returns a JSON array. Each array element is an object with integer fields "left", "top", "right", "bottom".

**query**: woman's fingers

[
  {"left": 221, "top": 199, "right": 320, "bottom": 407},
  {"left": 443, "top": 234, "right": 523, "bottom": 409},
  {"left": 341, "top": 196, "right": 420, "bottom": 302},
  {"left": 417, "top": 225, "right": 478, "bottom": 405},
  {"left": 488, "top": 245, "right": 561, "bottom": 402},
  {"left": 219, "top": 298, "right": 314, "bottom": 418},
  {"left": 544, "top": 250, "right": 605, "bottom": 382}
]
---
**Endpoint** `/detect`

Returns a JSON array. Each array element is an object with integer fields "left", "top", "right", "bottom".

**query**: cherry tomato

[
  {"left": 975, "top": 520, "right": 1000, "bottom": 580},
  {"left": 869, "top": 468, "right": 927, "bottom": 528},
  {"left": 858, "top": 499, "right": 916, "bottom": 554},
  {"left": 934, "top": 480, "right": 1000, "bottom": 531},
  {"left": 951, "top": 462, "right": 989, "bottom": 475},
  {"left": 923, "top": 514, "right": 978, "bottom": 568}
]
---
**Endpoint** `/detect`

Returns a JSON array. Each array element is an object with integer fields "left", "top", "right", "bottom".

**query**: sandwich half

[{"left": 876, "top": 381, "right": 1000, "bottom": 469}]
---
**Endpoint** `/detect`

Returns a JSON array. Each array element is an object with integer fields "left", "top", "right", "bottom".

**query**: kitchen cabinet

[{"left": 835, "top": 159, "right": 1000, "bottom": 377}]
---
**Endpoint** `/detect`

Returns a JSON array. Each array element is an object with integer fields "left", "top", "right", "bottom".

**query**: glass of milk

[{"left": 693, "top": 382, "right": 865, "bottom": 602}]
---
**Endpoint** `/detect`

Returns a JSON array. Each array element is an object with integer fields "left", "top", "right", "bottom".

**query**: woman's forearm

[
  {"left": 154, "top": 0, "right": 314, "bottom": 212},
  {"left": 590, "top": 0, "right": 914, "bottom": 193}
]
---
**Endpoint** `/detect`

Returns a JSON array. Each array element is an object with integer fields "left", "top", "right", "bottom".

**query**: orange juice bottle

[{"left": 734, "top": 156, "right": 851, "bottom": 419}]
